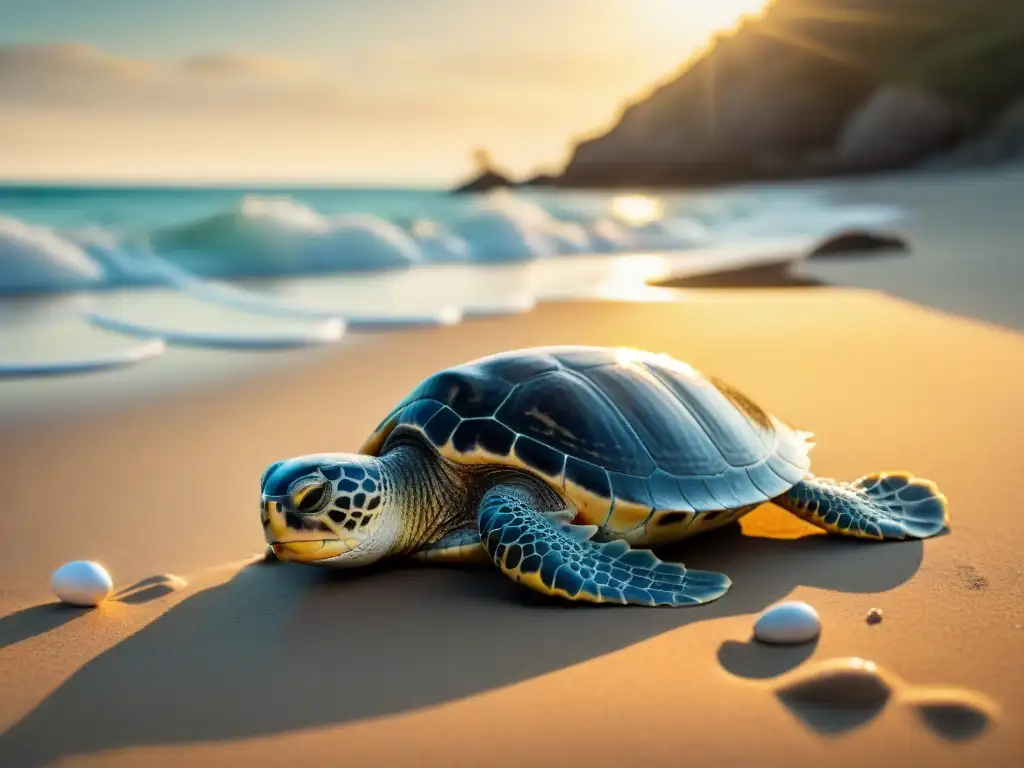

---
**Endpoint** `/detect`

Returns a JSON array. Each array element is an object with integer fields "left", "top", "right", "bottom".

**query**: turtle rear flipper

[
  {"left": 477, "top": 483, "right": 731, "bottom": 607},
  {"left": 775, "top": 472, "right": 948, "bottom": 540}
]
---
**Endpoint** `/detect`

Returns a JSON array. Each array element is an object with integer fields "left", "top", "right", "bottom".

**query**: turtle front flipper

[
  {"left": 412, "top": 525, "right": 490, "bottom": 564},
  {"left": 476, "top": 483, "right": 731, "bottom": 607},
  {"left": 775, "top": 472, "right": 948, "bottom": 540}
]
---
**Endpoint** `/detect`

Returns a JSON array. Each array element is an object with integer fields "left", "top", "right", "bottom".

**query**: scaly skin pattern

[
  {"left": 264, "top": 437, "right": 948, "bottom": 606},
  {"left": 775, "top": 472, "right": 949, "bottom": 540},
  {"left": 378, "top": 441, "right": 476, "bottom": 557},
  {"left": 477, "top": 481, "right": 732, "bottom": 606},
  {"left": 261, "top": 440, "right": 478, "bottom": 566}
]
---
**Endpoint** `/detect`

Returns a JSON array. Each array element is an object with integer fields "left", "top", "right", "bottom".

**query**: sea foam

[
  {"left": 0, "top": 215, "right": 104, "bottom": 293},
  {"left": 0, "top": 189, "right": 905, "bottom": 296},
  {"left": 150, "top": 196, "right": 423, "bottom": 275}
]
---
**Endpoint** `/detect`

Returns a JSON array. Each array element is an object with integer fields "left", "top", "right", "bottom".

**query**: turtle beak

[{"left": 261, "top": 495, "right": 338, "bottom": 545}]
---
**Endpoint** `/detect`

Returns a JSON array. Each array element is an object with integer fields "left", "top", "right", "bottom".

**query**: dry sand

[{"left": 1, "top": 287, "right": 1023, "bottom": 767}]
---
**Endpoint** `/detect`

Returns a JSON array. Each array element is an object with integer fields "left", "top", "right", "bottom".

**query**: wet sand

[
  {"left": 0, "top": 284, "right": 1022, "bottom": 767},
  {"left": 660, "top": 167, "right": 1024, "bottom": 329}
]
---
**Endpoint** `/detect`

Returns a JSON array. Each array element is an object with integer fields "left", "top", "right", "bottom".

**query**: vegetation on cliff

[{"left": 553, "top": 0, "right": 1024, "bottom": 186}]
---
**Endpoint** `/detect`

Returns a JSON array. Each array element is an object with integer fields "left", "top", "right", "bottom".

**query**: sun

[{"left": 661, "top": 0, "right": 772, "bottom": 35}]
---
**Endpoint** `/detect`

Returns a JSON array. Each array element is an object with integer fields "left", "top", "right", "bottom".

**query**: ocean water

[
  {"left": 0, "top": 183, "right": 903, "bottom": 391},
  {"left": 0, "top": 184, "right": 904, "bottom": 289}
]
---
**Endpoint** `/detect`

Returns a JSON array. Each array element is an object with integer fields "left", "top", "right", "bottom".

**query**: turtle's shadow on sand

[{"left": 0, "top": 525, "right": 924, "bottom": 767}]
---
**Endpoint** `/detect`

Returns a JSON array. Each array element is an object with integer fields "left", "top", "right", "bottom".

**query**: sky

[{"left": 0, "top": 0, "right": 769, "bottom": 184}]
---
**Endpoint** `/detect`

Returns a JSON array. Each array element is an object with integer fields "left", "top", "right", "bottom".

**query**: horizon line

[{"left": 0, "top": 178, "right": 458, "bottom": 190}]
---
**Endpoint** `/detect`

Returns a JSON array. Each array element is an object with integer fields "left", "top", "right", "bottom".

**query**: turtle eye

[{"left": 290, "top": 480, "right": 327, "bottom": 513}]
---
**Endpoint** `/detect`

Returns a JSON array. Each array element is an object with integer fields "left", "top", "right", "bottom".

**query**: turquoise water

[
  {"left": 0, "top": 183, "right": 888, "bottom": 233},
  {"left": 0, "top": 183, "right": 903, "bottom": 289},
  {"left": 0, "top": 183, "right": 903, "bottom": 397},
  {"left": 0, "top": 186, "right": 469, "bottom": 232}
]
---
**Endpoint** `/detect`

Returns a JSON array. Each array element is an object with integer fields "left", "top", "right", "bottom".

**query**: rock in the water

[
  {"left": 521, "top": 172, "right": 558, "bottom": 187},
  {"left": 51, "top": 560, "right": 114, "bottom": 607},
  {"left": 810, "top": 229, "right": 909, "bottom": 257},
  {"left": 451, "top": 170, "right": 514, "bottom": 194},
  {"left": 754, "top": 600, "right": 822, "bottom": 645}
]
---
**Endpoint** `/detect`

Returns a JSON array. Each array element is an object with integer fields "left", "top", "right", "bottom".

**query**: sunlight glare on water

[
  {"left": 611, "top": 195, "right": 665, "bottom": 227},
  {"left": 584, "top": 254, "right": 678, "bottom": 302}
]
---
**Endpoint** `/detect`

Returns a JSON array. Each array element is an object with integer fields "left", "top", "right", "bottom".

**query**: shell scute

[
  {"left": 649, "top": 469, "right": 692, "bottom": 511},
  {"left": 578, "top": 362, "right": 730, "bottom": 476},
  {"left": 423, "top": 406, "right": 461, "bottom": 446},
  {"left": 512, "top": 435, "right": 566, "bottom": 479},
  {"left": 608, "top": 471, "right": 655, "bottom": 507},
  {"left": 676, "top": 476, "right": 728, "bottom": 512},
  {"left": 564, "top": 457, "right": 611, "bottom": 497},
  {"left": 475, "top": 352, "right": 562, "bottom": 384},
  {"left": 451, "top": 418, "right": 516, "bottom": 458},
  {"left": 495, "top": 370, "right": 655, "bottom": 477},
  {"left": 408, "top": 367, "right": 512, "bottom": 419},
  {"left": 364, "top": 346, "right": 811, "bottom": 530},
  {"left": 642, "top": 361, "right": 775, "bottom": 462},
  {"left": 402, "top": 399, "right": 445, "bottom": 427}
]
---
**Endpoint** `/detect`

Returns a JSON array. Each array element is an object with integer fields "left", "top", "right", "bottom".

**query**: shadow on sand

[
  {"left": 0, "top": 576, "right": 195, "bottom": 651},
  {"left": 0, "top": 603, "right": 93, "bottom": 650},
  {"left": 0, "top": 523, "right": 925, "bottom": 767},
  {"left": 717, "top": 637, "right": 820, "bottom": 680},
  {"left": 657, "top": 261, "right": 826, "bottom": 289}
]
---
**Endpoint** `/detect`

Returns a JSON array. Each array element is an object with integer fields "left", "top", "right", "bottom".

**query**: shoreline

[
  {"left": 1, "top": 166, "right": 1023, "bottom": 766},
  {"left": 1, "top": 287, "right": 1022, "bottom": 767},
  {"left": 0, "top": 239, "right": 814, "bottom": 427}
]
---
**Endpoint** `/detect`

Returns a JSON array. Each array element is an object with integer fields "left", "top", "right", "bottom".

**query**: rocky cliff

[{"left": 551, "top": 0, "right": 1023, "bottom": 187}]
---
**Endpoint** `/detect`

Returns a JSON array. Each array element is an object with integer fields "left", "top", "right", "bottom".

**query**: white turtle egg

[
  {"left": 753, "top": 600, "right": 821, "bottom": 645},
  {"left": 51, "top": 560, "right": 114, "bottom": 606}
]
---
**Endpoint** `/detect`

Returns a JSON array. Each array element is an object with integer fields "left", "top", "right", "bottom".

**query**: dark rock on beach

[{"left": 810, "top": 230, "right": 910, "bottom": 258}]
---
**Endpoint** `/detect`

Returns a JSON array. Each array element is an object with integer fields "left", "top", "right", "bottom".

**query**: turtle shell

[{"left": 360, "top": 346, "right": 812, "bottom": 544}]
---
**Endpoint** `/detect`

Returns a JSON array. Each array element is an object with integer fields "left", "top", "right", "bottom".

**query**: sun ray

[
  {"left": 704, "top": 46, "right": 719, "bottom": 147},
  {"left": 753, "top": 22, "right": 873, "bottom": 71},
  {"left": 772, "top": 5, "right": 948, "bottom": 29}
]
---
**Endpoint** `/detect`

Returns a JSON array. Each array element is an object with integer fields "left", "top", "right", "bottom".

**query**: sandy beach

[
  {"left": 2, "top": 272, "right": 1023, "bottom": 766},
  {"left": 4, "top": 0, "right": 1024, "bottom": 761}
]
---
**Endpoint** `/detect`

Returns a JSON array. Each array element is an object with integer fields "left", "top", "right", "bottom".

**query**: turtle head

[{"left": 259, "top": 453, "right": 399, "bottom": 567}]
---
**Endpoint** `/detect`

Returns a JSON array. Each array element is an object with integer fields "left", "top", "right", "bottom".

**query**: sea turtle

[{"left": 260, "top": 345, "right": 948, "bottom": 606}]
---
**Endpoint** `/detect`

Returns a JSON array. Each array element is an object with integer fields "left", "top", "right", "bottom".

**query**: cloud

[
  {"left": 0, "top": 42, "right": 667, "bottom": 180},
  {"left": 178, "top": 53, "right": 320, "bottom": 80},
  {"left": 428, "top": 50, "right": 670, "bottom": 90},
  {"left": 0, "top": 42, "right": 665, "bottom": 113},
  {"left": 0, "top": 43, "right": 419, "bottom": 116}
]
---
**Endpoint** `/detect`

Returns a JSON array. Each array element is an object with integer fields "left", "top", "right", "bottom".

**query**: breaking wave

[{"left": 0, "top": 190, "right": 903, "bottom": 295}]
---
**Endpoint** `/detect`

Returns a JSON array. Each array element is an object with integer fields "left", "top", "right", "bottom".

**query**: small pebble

[
  {"left": 51, "top": 560, "right": 114, "bottom": 607},
  {"left": 866, "top": 607, "right": 884, "bottom": 625},
  {"left": 754, "top": 600, "right": 821, "bottom": 645},
  {"left": 148, "top": 574, "right": 188, "bottom": 591}
]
